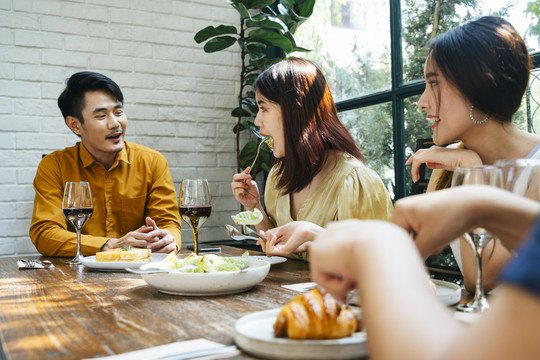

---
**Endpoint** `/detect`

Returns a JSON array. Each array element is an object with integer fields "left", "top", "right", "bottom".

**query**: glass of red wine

[
  {"left": 179, "top": 179, "right": 212, "bottom": 255},
  {"left": 62, "top": 181, "right": 93, "bottom": 265}
]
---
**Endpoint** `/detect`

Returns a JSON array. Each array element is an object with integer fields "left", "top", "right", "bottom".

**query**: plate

[
  {"left": 139, "top": 258, "right": 271, "bottom": 296},
  {"left": 81, "top": 253, "right": 168, "bottom": 271},
  {"left": 234, "top": 309, "right": 367, "bottom": 359},
  {"left": 239, "top": 255, "right": 287, "bottom": 265},
  {"left": 433, "top": 279, "right": 462, "bottom": 306}
]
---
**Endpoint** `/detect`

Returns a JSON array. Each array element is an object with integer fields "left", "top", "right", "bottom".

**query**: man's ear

[{"left": 65, "top": 116, "right": 82, "bottom": 136}]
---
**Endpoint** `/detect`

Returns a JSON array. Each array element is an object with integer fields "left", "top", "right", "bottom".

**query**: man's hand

[{"left": 101, "top": 217, "right": 177, "bottom": 253}]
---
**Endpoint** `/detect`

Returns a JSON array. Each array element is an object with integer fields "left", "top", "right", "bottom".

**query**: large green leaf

[
  {"left": 240, "top": 141, "right": 258, "bottom": 168},
  {"left": 231, "top": 107, "right": 252, "bottom": 117},
  {"left": 278, "top": 1, "right": 309, "bottom": 22},
  {"left": 248, "top": 29, "right": 293, "bottom": 53},
  {"left": 194, "top": 25, "right": 238, "bottom": 43},
  {"left": 247, "top": 0, "right": 275, "bottom": 9},
  {"left": 203, "top": 36, "right": 237, "bottom": 53},
  {"left": 245, "top": 17, "right": 287, "bottom": 31},
  {"left": 244, "top": 73, "right": 259, "bottom": 86},
  {"left": 284, "top": 32, "right": 311, "bottom": 52},
  {"left": 233, "top": 120, "right": 253, "bottom": 133},
  {"left": 298, "top": 0, "right": 315, "bottom": 17},
  {"left": 227, "top": 0, "right": 251, "bottom": 19},
  {"left": 240, "top": 141, "right": 272, "bottom": 173},
  {"left": 246, "top": 43, "right": 266, "bottom": 61}
]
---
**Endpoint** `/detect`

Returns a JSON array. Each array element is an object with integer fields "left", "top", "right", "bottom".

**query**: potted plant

[{"left": 194, "top": 0, "right": 315, "bottom": 175}]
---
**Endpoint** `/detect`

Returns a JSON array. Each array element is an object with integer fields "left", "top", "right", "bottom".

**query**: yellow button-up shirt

[{"left": 30, "top": 141, "right": 182, "bottom": 256}]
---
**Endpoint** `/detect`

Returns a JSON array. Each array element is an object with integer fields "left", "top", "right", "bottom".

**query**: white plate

[
  {"left": 139, "top": 258, "right": 271, "bottom": 296},
  {"left": 433, "top": 279, "right": 462, "bottom": 306},
  {"left": 81, "top": 253, "right": 168, "bottom": 271},
  {"left": 234, "top": 308, "right": 367, "bottom": 359},
  {"left": 241, "top": 255, "right": 287, "bottom": 265}
]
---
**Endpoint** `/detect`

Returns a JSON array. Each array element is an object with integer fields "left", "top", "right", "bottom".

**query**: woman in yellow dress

[{"left": 231, "top": 58, "right": 392, "bottom": 260}]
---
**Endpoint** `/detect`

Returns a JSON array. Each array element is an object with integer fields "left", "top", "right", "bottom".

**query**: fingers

[
  {"left": 145, "top": 217, "right": 158, "bottom": 229},
  {"left": 232, "top": 171, "right": 252, "bottom": 186},
  {"left": 311, "top": 269, "right": 355, "bottom": 303},
  {"left": 147, "top": 237, "right": 175, "bottom": 252},
  {"left": 258, "top": 236, "right": 267, "bottom": 253}
]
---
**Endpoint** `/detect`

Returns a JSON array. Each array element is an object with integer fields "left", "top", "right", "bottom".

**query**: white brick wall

[{"left": 0, "top": 0, "right": 249, "bottom": 257}]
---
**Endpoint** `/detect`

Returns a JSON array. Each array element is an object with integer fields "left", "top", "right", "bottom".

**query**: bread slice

[{"left": 95, "top": 248, "right": 152, "bottom": 262}]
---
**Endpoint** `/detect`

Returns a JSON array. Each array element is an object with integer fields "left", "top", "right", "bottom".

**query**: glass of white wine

[{"left": 451, "top": 165, "right": 501, "bottom": 313}]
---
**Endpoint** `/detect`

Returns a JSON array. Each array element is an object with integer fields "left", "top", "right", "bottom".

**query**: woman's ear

[{"left": 65, "top": 116, "right": 82, "bottom": 136}]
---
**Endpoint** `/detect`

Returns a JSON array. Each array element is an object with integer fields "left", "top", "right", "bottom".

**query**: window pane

[
  {"left": 404, "top": 95, "right": 433, "bottom": 195},
  {"left": 292, "top": 0, "right": 391, "bottom": 101},
  {"left": 527, "top": 68, "right": 540, "bottom": 133},
  {"left": 401, "top": 0, "right": 539, "bottom": 83},
  {"left": 340, "top": 104, "right": 395, "bottom": 199}
]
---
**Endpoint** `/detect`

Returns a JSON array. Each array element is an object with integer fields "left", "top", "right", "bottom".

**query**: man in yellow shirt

[{"left": 30, "top": 71, "right": 182, "bottom": 257}]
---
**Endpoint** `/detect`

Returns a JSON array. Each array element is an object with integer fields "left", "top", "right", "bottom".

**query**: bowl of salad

[{"left": 138, "top": 252, "right": 271, "bottom": 296}]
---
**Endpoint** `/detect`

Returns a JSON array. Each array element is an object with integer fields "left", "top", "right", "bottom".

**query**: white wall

[{"left": 0, "top": 0, "right": 246, "bottom": 256}]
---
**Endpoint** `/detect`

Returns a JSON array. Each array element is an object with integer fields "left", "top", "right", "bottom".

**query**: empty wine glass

[
  {"left": 494, "top": 158, "right": 540, "bottom": 201},
  {"left": 451, "top": 165, "right": 501, "bottom": 313},
  {"left": 179, "top": 179, "right": 212, "bottom": 255},
  {"left": 62, "top": 182, "right": 93, "bottom": 265}
]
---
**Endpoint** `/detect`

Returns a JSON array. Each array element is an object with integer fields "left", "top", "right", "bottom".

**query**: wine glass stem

[
  {"left": 473, "top": 244, "right": 486, "bottom": 302},
  {"left": 75, "top": 228, "right": 82, "bottom": 260},
  {"left": 192, "top": 229, "right": 199, "bottom": 255}
]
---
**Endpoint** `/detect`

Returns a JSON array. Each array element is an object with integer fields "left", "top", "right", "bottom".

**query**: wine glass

[
  {"left": 494, "top": 158, "right": 540, "bottom": 201},
  {"left": 451, "top": 165, "right": 501, "bottom": 313},
  {"left": 62, "top": 182, "right": 93, "bottom": 265},
  {"left": 179, "top": 179, "right": 212, "bottom": 255}
]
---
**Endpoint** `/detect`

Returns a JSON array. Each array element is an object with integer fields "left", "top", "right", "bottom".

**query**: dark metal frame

[{"left": 336, "top": 0, "right": 540, "bottom": 200}]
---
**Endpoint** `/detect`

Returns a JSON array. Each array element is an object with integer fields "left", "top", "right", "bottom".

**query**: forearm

[
  {"left": 31, "top": 222, "right": 108, "bottom": 256},
  {"left": 253, "top": 204, "right": 275, "bottom": 232},
  {"left": 473, "top": 191, "right": 540, "bottom": 249},
  {"left": 351, "top": 225, "right": 462, "bottom": 360}
]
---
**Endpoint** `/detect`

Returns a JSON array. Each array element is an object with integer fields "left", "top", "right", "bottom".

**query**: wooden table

[{"left": 0, "top": 246, "right": 310, "bottom": 360}]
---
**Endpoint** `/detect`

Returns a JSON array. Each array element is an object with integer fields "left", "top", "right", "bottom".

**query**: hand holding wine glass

[
  {"left": 62, "top": 182, "right": 93, "bottom": 265},
  {"left": 451, "top": 165, "right": 501, "bottom": 313},
  {"left": 179, "top": 179, "right": 212, "bottom": 255}
]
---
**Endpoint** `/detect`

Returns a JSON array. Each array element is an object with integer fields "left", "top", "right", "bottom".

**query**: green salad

[
  {"left": 231, "top": 208, "right": 263, "bottom": 225},
  {"left": 158, "top": 252, "right": 249, "bottom": 273}
]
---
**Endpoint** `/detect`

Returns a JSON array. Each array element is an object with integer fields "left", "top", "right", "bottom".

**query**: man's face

[{"left": 70, "top": 90, "right": 127, "bottom": 167}]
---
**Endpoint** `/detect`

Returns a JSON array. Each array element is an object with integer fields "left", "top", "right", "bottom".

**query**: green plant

[{"left": 194, "top": 0, "right": 315, "bottom": 174}]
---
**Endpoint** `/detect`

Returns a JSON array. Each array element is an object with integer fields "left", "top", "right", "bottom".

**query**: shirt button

[{"left": 105, "top": 174, "right": 109, "bottom": 179}]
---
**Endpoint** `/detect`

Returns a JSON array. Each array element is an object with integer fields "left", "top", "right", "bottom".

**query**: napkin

[
  {"left": 83, "top": 338, "right": 240, "bottom": 360},
  {"left": 281, "top": 282, "right": 317, "bottom": 292}
]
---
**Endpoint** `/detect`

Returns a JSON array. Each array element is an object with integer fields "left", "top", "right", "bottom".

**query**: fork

[
  {"left": 248, "top": 136, "right": 268, "bottom": 174},
  {"left": 23, "top": 259, "right": 37, "bottom": 268}
]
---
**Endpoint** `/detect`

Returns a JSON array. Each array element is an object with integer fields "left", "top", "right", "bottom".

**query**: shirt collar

[{"left": 78, "top": 142, "right": 130, "bottom": 169}]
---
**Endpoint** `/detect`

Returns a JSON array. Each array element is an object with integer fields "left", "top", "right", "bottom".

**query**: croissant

[{"left": 274, "top": 288, "right": 359, "bottom": 339}]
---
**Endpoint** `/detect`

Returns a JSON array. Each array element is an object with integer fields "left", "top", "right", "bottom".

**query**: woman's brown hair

[
  {"left": 428, "top": 16, "right": 531, "bottom": 191},
  {"left": 430, "top": 16, "right": 531, "bottom": 123},
  {"left": 253, "top": 58, "right": 363, "bottom": 194}
]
